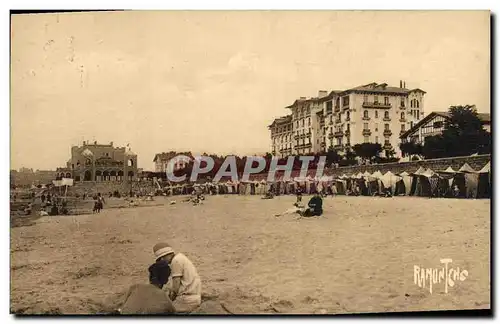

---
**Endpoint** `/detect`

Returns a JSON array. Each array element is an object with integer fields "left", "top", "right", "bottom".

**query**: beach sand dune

[{"left": 10, "top": 196, "right": 490, "bottom": 314}]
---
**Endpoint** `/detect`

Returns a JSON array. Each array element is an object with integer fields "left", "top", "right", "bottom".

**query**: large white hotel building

[{"left": 268, "top": 81, "right": 425, "bottom": 158}]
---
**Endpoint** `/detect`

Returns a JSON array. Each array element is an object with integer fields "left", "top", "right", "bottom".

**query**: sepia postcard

[{"left": 9, "top": 10, "right": 491, "bottom": 316}]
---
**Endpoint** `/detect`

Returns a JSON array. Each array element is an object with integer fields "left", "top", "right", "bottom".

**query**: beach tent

[
  {"left": 476, "top": 162, "right": 491, "bottom": 198},
  {"left": 380, "top": 171, "right": 401, "bottom": 193},
  {"left": 395, "top": 171, "right": 412, "bottom": 195},
  {"left": 371, "top": 170, "right": 383, "bottom": 179},
  {"left": 456, "top": 163, "right": 479, "bottom": 198},
  {"left": 363, "top": 171, "right": 371, "bottom": 177}
]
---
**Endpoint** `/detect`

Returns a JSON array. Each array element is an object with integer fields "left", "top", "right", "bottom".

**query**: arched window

[
  {"left": 410, "top": 100, "right": 413, "bottom": 108},
  {"left": 128, "top": 159, "right": 134, "bottom": 167},
  {"left": 384, "top": 111, "right": 389, "bottom": 119},
  {"left": 65, "top": 172, "right": 71, "bottom": 178},
  {"left": 84, "top": 170, "right": 92, "bottom": 181},
  {"left": 416, "top": 100, "right": 419, "bottom": 108},
  {"left": 363, "top": 110, "right": 369, "bottom": 118}
]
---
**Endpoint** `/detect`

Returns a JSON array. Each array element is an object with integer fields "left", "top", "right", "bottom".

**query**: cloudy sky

[{"left": 11, "top": 11, "right": 489, "bottom": 170}]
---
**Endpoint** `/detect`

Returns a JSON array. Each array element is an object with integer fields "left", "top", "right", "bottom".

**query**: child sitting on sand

[{"left": 117, "top": 260, "right": 175, "bottom": 314}]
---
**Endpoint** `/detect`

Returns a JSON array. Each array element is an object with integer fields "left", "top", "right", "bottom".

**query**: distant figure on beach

[
  {"left": 262, "top": 190, "right": 274, "bottom": 199},
  {"left": 41, "top": 194, "right": 46, "bottom": 203},
  {"left": 295, "top": 186, "right": 303, "bottom": 203},
  {"left": 153, "top": 243, "right": 202, "bottom": 313},
  {"left": 452, "top": 185, "right": 460, "bottom": 198},
  {"left": 93, "top": 193, "right": 104, "bottom": 213},
  {"left": 117, "top": 260, "right": 175, "bottom": 314},
  {"left": 298, "top": 192, "right": 323, "bottom": 217}
]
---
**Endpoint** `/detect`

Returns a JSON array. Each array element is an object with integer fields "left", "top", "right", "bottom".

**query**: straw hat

[{"left": 153, "top": 242, "right": 175, "bottom": 260}]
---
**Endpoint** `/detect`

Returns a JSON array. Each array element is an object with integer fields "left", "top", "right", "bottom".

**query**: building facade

[
  {"left": 153, "top": 152, "right": 193, "bottom": 173},
  {"left": 268, "top": 115, "right": 293, "bottom": 158},
  {"left": 400, "top": 111, "right": 491, "bottom": 145},
  {"left": 57, "top": 141, "right": 138, "bottom": 182},
  {"left": 269, "top": 81, "right": 426, "bottom": 157}
]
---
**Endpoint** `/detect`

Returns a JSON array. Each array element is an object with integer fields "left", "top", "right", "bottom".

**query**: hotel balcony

[
  {"left": 399, "top": 118, "right": 406, "bottom": 122},
  {"left": 362, "top": 129, "right": 372, "bottom": 136},
  {"left": 307, "top": 132, "right": 312, "bottom": 138},
  {"left": 334, "top": 106, "right": 340, "bottom": 112},
  {"left": 300, "top": 134, "right": 306, "bottom": 139},
  {"left": 400, "top": 129, "right": 407, "bottom": 136},
  {"left": 345, "top": 117, "right": 351, "bottom": 122},
  {"left": 304, "top": 142, "right": 312, "bottom": 148},
  {"left": 383, "top": 143, "right": 393, "bottom": 150},
  {"left": 321, "top": 142, "right": 326, "bottom": 148},
  {"left": 383, "top": 117, "right": 391, "bottom": 122},
  {"left": 328, "top": 132, "right": 334, "bottom": 139},
  {"left": 334, "top": 144, "right": 344, "bottom": 151},
  {"left": 362, "top": 102, "right": 392, "bottom": 109},
  {"left": 345, "top": 129, "right": 351, "bottom": 136},
  {"left": 334, "top": 130, "right": 344, "bottom": 137},
  {"left": 329, "top": 120, "right": 334, "bottom": 125},
  {"left": 383, "top": 129, "right": 392, "bottom": 136},
  {"left": 362, "top": 117, "right": 370, "bottom": 121},
  {"left": 294, "top": 135, "right": 300, "bottom": 140},
  {"left": 400, "top": 105, "right": 406, "bottom": 109}
]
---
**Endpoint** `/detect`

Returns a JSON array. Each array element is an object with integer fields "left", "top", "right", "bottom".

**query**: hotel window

[
  {"left": 375, "top": 123, "right": 378, "bottom": 131},
  {"left": 416, "top": 100, "right": 420, "bottom": 108},
  {"left": 401, "top": 112, "right": 405, "bottom": 120},
  {"left": 363, "top": 94, "right": 368, "bottom": 103},
  {"left": 384, "top": 139, "right": 390, "bottom": 145},
  {"left": 342, "top": 96, "right": 350, "bottom": 107},
  {"left": 417, "top": 111, "right": 420, "bottom": 119},
  {"left": 401, "top": 124, "right": 405, "bottom": 131},
  {"left": 384, "top": 111, "right": 389, "bottom": 119},
  {"left": 308, "top": 118, "right": 311, "bottom": 126},
  {"left": 401, "top": 98, "right": 405, "bottom": 107},
  {"left": 302, "top": 119, "right": 305, "bottom": 127},
  {"left": 330, "top": 116, "right": 333, "bottom": 123},
  {"left": 346, "top": 111, "right": 350, "bottom": 120},
  {"left": 364, "top": 123, "right": 369, "bottom": 130},
  {"left": 363, "top": 110, "right": 369, "bottom": 118},
  {"left": 364, "top": 136, "right": 369, "bottom": 143},
  {"left": 433, "top": 121, "right": 443, "bottom": 128},
  {"left": 374, "top": 96, "right": 379, "bottom": 104},
  {"left": 410, "top": 121, "right": 414, "bottom": 128},
  {"left": 337, "top": 138, "right": 342, "bottom": 145},
  {"left": 335, "top": 97, "right": 340, "bottom": 108},
  {"left": 375, "top": 136, "right": 379, "bottom": 143},
  {"left": 384, "top": 97, "right": 389, "bottom": 105},
  {"left": 346, "top": 124, "right": 350, "bottom": 131},
  {"left": 385, "top": 123, "right": 390, "bottom": 130},
  {"left": 375, "top": 110, "right": 378, "bottom": 118},
  {"left": 296, "top": 121, "right": 299, "bottom": 127}
]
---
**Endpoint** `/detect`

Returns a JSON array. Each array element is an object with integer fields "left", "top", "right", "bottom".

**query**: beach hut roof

[
  {"left": 371, "top": 170, "right": 383, "bottom": 178},
  {"left": 458, "top": 163, "right": 476, "bottom": 173},
  {"left": 413, "top": 166, "right": 425, "bottom": 175},
  {"left": 478, "top": 161, "right": 490, "bottom": 173},
  {"left": 399, "top": 171, "right": 409, "bottom": 176},
  {"left": 442, "top": 166, "right": 456, "bottom": 173},
  {"left": 421, "top": 168, "right": 435, "bottom": 178},
  {"left": 363, "top": 171, "right": 371, "bottom": 176}
]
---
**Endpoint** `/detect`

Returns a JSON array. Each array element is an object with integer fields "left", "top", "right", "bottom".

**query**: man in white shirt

[{"left": 153, "top": 243, "right": 202, "bottom": 313}]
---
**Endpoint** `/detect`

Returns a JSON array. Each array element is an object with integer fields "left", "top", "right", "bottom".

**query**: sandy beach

[{"left": 10, "top": 195, "right": 490, "bottom": 314}]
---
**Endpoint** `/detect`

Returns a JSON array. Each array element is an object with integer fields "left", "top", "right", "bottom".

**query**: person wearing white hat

[{"left": 153, "top": 243, "right": 202, "bottom": 313}]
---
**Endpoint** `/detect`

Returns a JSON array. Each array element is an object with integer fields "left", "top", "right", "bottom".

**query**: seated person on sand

[
  {"left": 153, "top": 243, "right": 202, "bottom": 313},
  {"left": 298, "top": 192, "right": 323, "bottom": 217},
  {"left": 262, "top": 190, "right": 274, "bottom": 199},
  {"left": 275, "top": 202, "right": 305, "bottom": 217},
  {"left": 117, "top": 260, "right": 175, "bottom": 314}
]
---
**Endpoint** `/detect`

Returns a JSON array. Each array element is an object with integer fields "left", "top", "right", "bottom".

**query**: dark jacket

[{"left": 307, "top": 195, "right": 323, "bottom": 215}]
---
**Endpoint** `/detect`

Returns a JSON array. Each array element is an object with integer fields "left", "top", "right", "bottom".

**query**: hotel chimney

[{"left": 400, "top": 80, "right": 402, "bottom": 88}]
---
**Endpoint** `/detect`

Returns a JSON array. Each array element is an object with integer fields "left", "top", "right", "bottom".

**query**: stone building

[
  {"left": 269, "top": 81, "right": 425, "bottom": 157},
  {"left": 153, "top": 151, "right": 193, "bottom": 173},
  {"left": 57, "top": 141, "right": 138, "bottom": 182}
]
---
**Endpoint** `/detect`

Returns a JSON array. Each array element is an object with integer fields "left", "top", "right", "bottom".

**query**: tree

[
  {"left": 352, "top": 143, "right": 382, "bottom": 163},
  {"left": 422, "top": 105, "right": 491, "bottom": 159},
  {"left": 399, "top": 141, "right": 423, "bottom": 159},
  {"left": 326, "top": 146, "right": 341, "bottom": 167}
]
